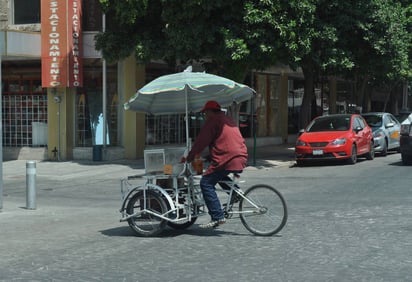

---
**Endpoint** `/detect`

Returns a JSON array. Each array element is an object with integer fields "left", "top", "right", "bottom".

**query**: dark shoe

[{"left": 199, "top": 218, "right": 226, "bottom": 229}]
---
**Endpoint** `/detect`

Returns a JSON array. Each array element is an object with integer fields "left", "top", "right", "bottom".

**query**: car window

[
  {"left": 388, "top": 114, "right": 399, "bottom": 125},
  {"left": 363, "top": 115, "right": 382, "bottom": 127},
  {"left": 353, "top": 117, "right": 364, "bottom": 130},
  {"left": 383, "top": 115, "right": 391, "bottom": 127},
  {"left": 307, "top": 116, "right": 350, "bottom": 132},
  {"left": 359, "top": 117, "right": 366, "bottom": 128}
]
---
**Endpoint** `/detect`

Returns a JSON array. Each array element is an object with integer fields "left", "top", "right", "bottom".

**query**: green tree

[
  {"left": 276, "top": 0, "right": 411, "bottom": 125},
  {"left": 96, "top": 0, "right": 411, "bottom": 128},
  {"left": 96, "top": 0, "right": 283, "bottom": 82},
  {"left": 333, "top": 0, "right": 411, "bottom": 112}
]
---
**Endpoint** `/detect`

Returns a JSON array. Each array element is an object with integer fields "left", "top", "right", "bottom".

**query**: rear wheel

[
  {"left": 380, "top": 140, "right": 388, "bottom": 156},
  {"left": 167, "top": 209, "right": 198, "bottom": 230},
  {"left": 239, "top": 184, "right": 287, "bottom": 236},
  {"left": 126, "top": 190, "right": 167, "bottom": 236}
]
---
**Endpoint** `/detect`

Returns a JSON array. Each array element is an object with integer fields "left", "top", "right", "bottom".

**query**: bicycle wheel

[
  {"left": 239, "top": 184, "right": 287, "bottom": 236},
  {"left": 126, "top": 190, "right": 167, "bottom": 236}
]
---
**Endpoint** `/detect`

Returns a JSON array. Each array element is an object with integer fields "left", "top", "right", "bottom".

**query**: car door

[
  {"left": 353, "top": 116, "right": 369, "bottom": 154},
  {"left": 385, "top": 114, "right": 401, "bottom": 149}
]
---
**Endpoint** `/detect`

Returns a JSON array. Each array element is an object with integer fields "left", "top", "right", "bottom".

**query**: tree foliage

[{"left": 96, "top": 0, "right": 412, "bottom": 126}]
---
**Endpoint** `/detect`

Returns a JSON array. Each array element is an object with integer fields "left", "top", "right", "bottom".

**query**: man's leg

[{"left": 200, "top": 170, "right": 228, "bottom": 221}]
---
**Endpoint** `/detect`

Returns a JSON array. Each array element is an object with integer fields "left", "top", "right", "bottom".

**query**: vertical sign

[
  {"left": 41, "top": 0, "right": 82, "bottom": 88},
  {"left": 68, "top": 0, "right": 83, "bottom": 87}
]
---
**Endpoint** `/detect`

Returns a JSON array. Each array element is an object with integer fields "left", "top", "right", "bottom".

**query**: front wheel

[
  {"left": 126, "top": 190, "right": 167, "bottom": 237},
  {"left": 347, "top": 144, "right": 357, "bottom": 164},
  {"left": 365, "top": 140, "right": 375, "bottom": 160},
  {"left": 239, "top": 184, "right": 288, "bottom": 236}
]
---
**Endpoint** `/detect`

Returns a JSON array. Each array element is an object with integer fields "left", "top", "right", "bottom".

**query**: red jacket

[{"left": 187, "top": 111, "right": 248, "bottom": 175}]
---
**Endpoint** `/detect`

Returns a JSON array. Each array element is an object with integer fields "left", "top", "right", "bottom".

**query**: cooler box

[{"left": 144, "top": 147, "right": 186, "bottom": 175}]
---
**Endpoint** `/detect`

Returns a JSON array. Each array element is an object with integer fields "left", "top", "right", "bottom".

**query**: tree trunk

[
  {"left": 356, "top": 76, "right": 368, "bottom": 113},
  {"left": 299, "top": 58, "right": 315, "bottom": 129}
]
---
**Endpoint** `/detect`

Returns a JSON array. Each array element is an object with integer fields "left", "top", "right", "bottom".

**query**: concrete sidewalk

[{"left": 0, "top": 142, "right": 296, "bottom": 209}]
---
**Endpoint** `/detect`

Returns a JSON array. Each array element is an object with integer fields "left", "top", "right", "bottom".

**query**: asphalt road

[{"left": 0, "top": 151, "right": 411, "bottom": 282}]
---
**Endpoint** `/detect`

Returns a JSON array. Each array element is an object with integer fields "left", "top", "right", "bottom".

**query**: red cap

[{"left": 201, "top": 100, "right": 221, "bottom": 112}]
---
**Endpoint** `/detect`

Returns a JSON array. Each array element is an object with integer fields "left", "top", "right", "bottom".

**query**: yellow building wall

[
  {"left": 47, "top": 88, "right": 75, "bottom": 160},
  {"left": 254, "top": 73, "right": 289, "bottom": 141},
  {"left": 121, "top": 55, "right": 146, "bottom": 159}
]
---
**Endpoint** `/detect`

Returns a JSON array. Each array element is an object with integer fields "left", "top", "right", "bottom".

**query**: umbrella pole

[{"left": 185, "top": 87, "right": 190, "bottom": 150}]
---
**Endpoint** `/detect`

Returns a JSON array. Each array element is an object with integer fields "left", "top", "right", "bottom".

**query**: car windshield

[
  {"left": 363, "top": 115, "right": 382, "bottom": 127},
  {"left": 307, "top": 116, "right": 350, "bottom": 132}
]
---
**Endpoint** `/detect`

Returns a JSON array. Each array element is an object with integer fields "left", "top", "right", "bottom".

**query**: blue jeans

[{"left": 200, "top": 170, "right": 240, "bottom": 221}]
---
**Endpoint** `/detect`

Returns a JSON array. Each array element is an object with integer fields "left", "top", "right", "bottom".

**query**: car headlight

[
  {"left": 331, "top": 138, "right": 346, "bottom": 145},
  {"left": 296, "top": 140, "right": 307, "bottom": 146},
  {"left": 374, "top": 131, "right": 384, "bottom": 138}
]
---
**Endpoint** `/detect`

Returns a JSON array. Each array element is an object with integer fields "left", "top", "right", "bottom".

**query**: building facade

[
  {"left": 0, "top": 0, "right": 147, "bottom": 160},
  {"left": 5, "top": 1, "right": 399, "bottom": 161}
]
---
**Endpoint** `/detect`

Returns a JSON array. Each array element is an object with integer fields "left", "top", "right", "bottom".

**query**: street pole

[
  {"left": 0, "top": 54, "right": 3, "bottom": 210},
  {"left": 102, "top": 13, "right": 107, "bottom": 147}
]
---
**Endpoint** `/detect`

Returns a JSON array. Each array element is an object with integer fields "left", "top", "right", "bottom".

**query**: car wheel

[
  {"left": 380, "top": 140, "right": 388, "bottom": 156},
  {"left": 365, "top": 141, "right": 375, "bottom": 160},
  {"left": 347, "top": 144, "right": 357, "bottom": 164}
]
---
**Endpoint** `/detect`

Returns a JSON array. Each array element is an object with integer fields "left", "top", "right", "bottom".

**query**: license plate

[{"left": 312, "top": 149, "right": 323, "bottom": 155}]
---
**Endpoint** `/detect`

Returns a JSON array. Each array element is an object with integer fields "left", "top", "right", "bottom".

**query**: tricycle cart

[
  {"left": 120, "top": 69, "right": 287, "bottom": 236},
  {"left": 119, "top": 147, "right": 288, "bottom": 236}
]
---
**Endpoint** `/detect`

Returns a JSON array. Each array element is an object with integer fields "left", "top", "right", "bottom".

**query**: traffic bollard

[{"left": 26, "top": 161, "right": 36, "bottom": 210}]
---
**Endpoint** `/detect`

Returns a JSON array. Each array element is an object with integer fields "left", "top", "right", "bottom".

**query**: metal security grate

[{"left": 2, "top": 95, "right": 48, "bottom": 147}]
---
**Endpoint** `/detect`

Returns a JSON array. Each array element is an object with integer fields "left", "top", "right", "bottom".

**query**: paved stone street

[{"left": 1, "top": 146, "right": 411, "bottom": 281}]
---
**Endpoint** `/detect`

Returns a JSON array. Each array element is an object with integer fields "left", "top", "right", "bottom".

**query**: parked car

[
  {"left": 295, "top": 114, "right": 374, "bottom": 165},
  {"left": 400, "top": 119, "right": 412, "bottom": 165},
  {"left": 361, "top": 112, "right": 401, "bottom": 156}
]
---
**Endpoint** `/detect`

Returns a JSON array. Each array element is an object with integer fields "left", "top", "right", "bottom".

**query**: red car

[{"left": 295, "top": 114, "right": 375, "bottom": 165}]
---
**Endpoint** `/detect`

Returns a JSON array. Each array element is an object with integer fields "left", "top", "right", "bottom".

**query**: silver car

[{"left": 362, "top": 112, "right": 401, "bottom": 156}]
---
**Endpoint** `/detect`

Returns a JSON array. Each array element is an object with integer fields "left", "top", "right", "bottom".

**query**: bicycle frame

[{"left": 216, "top": 175, "right": 265, "bottom": 217}]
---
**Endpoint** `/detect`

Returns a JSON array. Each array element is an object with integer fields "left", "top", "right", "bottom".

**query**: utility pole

[{"left": 0, "top": 54, "right": 3, "bottom": 210}]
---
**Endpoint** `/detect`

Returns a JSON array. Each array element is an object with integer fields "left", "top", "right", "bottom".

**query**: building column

[
  {"left": 47, "top": 88, "right": 75, "bottom": 160},
  {"left": 120, "top": 55, "right": 146, "bottom": 159}
]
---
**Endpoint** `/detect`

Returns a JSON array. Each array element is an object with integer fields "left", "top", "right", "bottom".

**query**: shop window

[
  {"left": 1, "top": 79, "right": 47, "bottom": 147},
  {"left": 13, "top": 0, "right": 40, "bottom": 24},
  {"left": 75, "top": 67, "right": 118, "bottom": 147},
  {"left": 82, "top": 0, "right": 103, "bottom": 31}
]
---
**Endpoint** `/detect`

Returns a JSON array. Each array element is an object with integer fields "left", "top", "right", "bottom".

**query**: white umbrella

[{"left": 124, "top": 70, "right": 255, "bottom": 148}]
